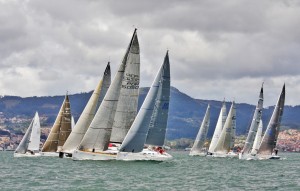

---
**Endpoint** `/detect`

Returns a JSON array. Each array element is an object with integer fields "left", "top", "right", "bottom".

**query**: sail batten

[
  {"left": 120, "top": 51, "right": 170, "bottom": 153},
  {"left": 258, "top": 84, "right": 285, "bottom": 155},
  {"left": 61, "top": 63, "right": 111, "bottom": 154}
]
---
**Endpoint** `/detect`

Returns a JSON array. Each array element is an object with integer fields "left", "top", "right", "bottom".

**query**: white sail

[
  {"left": 119, "top": 51, "right": 170, "bottom": 153},
  {"left": 78, "top": 29, "right": 139, "bottom": 152},
  {"left": 214, "top": 102, "right": 236, "bottom": 154},
  {"left": 242, "top": 85, "right": 263, "bottom": 154},
  {"left": 15, "top": 112, "right": 40, "bottom": 154},
  {"left": 71, "top": 116, "right": 75, "bottom": 130},
  {"left": 61, "top": 63, "right": 111, "bottom": 154},
  {"left": 27, "top": 112, "right": 41, "bottom": 152},
  {"left": 208, "top": 101, "right": 227, "bottom": 153},
  {"left": 251, "top": 119, "right": 263, "bottom": 155},
  {"left": 190, "top": 104, "right": 210, "bottom": 155}
]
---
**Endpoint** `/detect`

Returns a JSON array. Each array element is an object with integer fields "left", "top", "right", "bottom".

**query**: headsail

[
  {"left": 214, "top": 101, "right": 236, "bottom": 153},
  {"left": 208, "top": 101, "right": 227, "bottom": 153},
  {"left": 251, "top": 119, "right": 263, "bottom": 155},
  {"left": 71, "top": 116, "right": 75, "bottom": 130},
  {"left": 119, "top": 51, "right": 170, "bottom": 153},
  {"left": 242, "top": 85, "right": 263, "bottom": 154},
  {"left": 42, "top": 94, "right": 72, "bottom": 152},
  {"left": 61, "top": 63, "right": 111, "bottom": 153},
  {"left": 258, "top": 84, "right": 285, "bottom": 155},
  {"left": 190, "top": 104, "right": 210, "bottom": 154},
  {"left": 15, "top": 114, "right": 36, "bottom": 154},
  {"left": 27, "top": 112, "right": 41, "bottom": 152},
  {"left": 78, "top": 29, "right": 140, "bottom": 152}
]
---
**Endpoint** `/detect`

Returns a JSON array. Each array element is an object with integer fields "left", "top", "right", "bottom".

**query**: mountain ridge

[{"left": 0, "top": 87, "right": 299, "bottom": 140}]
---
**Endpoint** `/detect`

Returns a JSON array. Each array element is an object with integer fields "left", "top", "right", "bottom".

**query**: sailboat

[
  {"left": 41, "top": 94, "right": 72, "bottom": 156},
  {"left": 189, "top": 104, "right": 210, "bottom": 156},
  {"left": 251, "top": 119, "right": 263, "bottom": 155},
  {"left": 256, "top": 84, "right": 285, "bottom": 160},
  {"left": 207, "top": 101, "right": 227, "bottom": 155},
  {"left": 72, "top": 29, "right": 140, "bottom": 160},
  {"left": 210, "top": 101, "right": 237, "bottom": 158},
  {"left": 14, "top": 112, "right": 41, "bottom": 157},
  {"left": 117, "top": 51, "right": 171, "bottom": 161},
  {"left": 60, "top": 63, "right": 111, "bottom": 157},
  {"left": 239, "top": 85, "right": 264, "bottom": 160}
]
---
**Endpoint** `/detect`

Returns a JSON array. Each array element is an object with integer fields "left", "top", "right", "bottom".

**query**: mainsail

[
  {"left": 78, "top": 29, "right": 140, "bottom": 152},
  {"left": 208, "top": 101, "right": 227, "bottom": 153},
  {"left": 251, "top": 119, "right": 263, "bottom": 155},
  {"left": 214, "top": 102, "right": 236, "bottom": 153},
  {"left": 257, "top": 84, "right": 285, "bottom": 155},
  {"left": 242, "top": 85, "right": 263, "bottom": 154},
  {"left": 119, "top": 51, "right": 170, "bottom": 153},
  {"left": 15, "top": 112, "right": 40, "bottom": 154},
  {"left": 41, "top": 94, "right": 72, "bottom": 152},
  {"left": 61, "top": 63, "right": 111, "bottom": 154},
  {"left": 190, "top": 104, "right": 210, "bottom": 154}
]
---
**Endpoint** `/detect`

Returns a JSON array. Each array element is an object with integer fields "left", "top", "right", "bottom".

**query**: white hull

[
  {"left": 14, "top": 152, "right": 41, "bottom": 158},
  {"left": 207, "top": 152, "right": 238, "bottom": 158},
  {"left": 72, "top": 149, "right": 117, "bottom": 161},
  {"left": 239, "top": 153, "right": 281, "bottom": 160},
  {"left": 40, "top": 152, "right": 59, "bottom": 157},
  {"left": 189, "top": 152, "right": 207, "bottom": 156},
  {"left": 117, "top": 149, "right": 172, "bottom": 161}
]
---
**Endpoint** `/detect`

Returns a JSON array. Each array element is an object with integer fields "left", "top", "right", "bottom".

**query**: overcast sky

[{"left": 0, "top": 0, "right": 299, "bottom": 106}]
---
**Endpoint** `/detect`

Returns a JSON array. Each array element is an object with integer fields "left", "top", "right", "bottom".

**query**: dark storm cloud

[{"left": 0, "top": 0, "right": 299, "bottom": 106}]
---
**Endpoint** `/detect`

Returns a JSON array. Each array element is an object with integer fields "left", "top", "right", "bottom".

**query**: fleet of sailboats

[{"left": 12, "top": 30, "right": 288, "bottom": 163}]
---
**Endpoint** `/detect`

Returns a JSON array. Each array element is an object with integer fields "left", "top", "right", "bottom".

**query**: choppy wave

[{"left": 0, "top": 151, "right": 299, "bottom": 191}]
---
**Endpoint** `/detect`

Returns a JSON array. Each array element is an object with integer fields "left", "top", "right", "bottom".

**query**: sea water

[{"left": 0, "top": 151, "right": 299, "bottom": 191}]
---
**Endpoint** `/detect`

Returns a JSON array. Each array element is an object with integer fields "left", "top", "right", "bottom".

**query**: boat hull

[
  {"left": 239, "top": 153, "right": 281, "bottom": 160},
  {"left": 40, "top": 152, "right": 59, "bottom": 157},
  {"left": 207, "top": 152, "right": 238, "bottom": 158},
  {"left": 72, "top": 149, "right": 117, "bottom": 161},
  {"left": 117, "top": 149, "right": 172, "bottom": 161},
  {"left": 14, "top": 152, "right": 41, "bottom": 157},
  {"left": 189, "top": 152, "right": 207, "bottom": 157}
]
